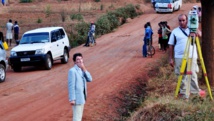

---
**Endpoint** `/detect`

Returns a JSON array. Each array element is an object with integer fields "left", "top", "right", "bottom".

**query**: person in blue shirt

[{"left": 142, "top": 22, "right": 153, "bottom": 57}]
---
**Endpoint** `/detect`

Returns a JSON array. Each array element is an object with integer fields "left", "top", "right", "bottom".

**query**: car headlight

[
  {"left": 35, "top": 49, "right": 45, "bottom": 54},
  {"left": 10, "top": 51, "right": 17, "bottom": 57}
]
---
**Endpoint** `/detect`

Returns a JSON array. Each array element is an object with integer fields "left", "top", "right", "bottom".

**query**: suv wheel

[
  {"left": 44, "top": 54, "right": 52, "bottom": 70},
  {"left": 0, "top": 64, "right": 6, "bottom": 82},
  {"left": 13, "top": 65, "right": 22, "bottom": 72},
  {"left": 61, "top": 49, "right": 68, "bottom": 64}
]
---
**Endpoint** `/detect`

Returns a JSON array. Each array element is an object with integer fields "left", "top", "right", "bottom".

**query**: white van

[{"left": 155, "top": 0, "right": 182, "bottom": 13}]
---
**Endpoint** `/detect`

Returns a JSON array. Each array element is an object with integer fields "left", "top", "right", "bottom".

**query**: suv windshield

[
  {"left": 19, "top": 32, "right": 49, "bottom": 44},
  {"left": 156, "top": 0, "right": 172, "bottom": 3}
]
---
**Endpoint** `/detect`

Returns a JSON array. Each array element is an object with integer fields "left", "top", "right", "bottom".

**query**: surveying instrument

[{"left": 174, "top": 10, "right": 213, "bottom": 100}]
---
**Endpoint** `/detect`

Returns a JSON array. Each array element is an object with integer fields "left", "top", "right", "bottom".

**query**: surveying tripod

[{"left": 174, "top": 32, "right": 213, "bottom": 100}]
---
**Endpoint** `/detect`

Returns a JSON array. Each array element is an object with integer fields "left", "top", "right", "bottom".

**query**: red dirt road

[{"left": 0, "top": 3, "right": 200, "bottom": 121}]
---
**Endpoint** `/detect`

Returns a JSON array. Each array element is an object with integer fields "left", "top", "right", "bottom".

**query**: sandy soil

[{"left": 0, "top": 2, "right": 200, "bottom": 121}]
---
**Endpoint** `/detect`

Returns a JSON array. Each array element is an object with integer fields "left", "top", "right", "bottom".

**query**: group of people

[
  {"left": 158, "top": 21, "right": 171, "bottom": 52},
  {"left": 68, "top": 9, "right": 204, "bottom": 121},
  {"left": 142, "top": 21, "right": 171, "bottom": 57},
  {"left": 0, "top": 19, "right": 20, "bottom": 47}
]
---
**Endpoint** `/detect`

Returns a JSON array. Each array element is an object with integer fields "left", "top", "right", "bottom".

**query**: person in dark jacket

[{"left": 13, "top": 21, "right": 19, "bottom": 45}]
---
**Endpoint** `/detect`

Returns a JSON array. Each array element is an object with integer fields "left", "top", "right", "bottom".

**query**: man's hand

[
  {"left": 70, "top": 100, "right": 75, "bottom": 106},
  {"left": 170, "top": 59, "right": 174, "bottom": 67},
  {"left": 196, "top": 29, "right": 202, "bottom": 37},
  {"left": 77, "top": 62, "right": 87, "bottom": 72}
]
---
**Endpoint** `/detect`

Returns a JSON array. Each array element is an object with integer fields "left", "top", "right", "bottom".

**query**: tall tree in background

[{"left": 201, "top": 1, "right": 214, "bottom": 86}]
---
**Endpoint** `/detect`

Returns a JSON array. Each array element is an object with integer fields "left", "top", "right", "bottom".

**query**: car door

[
  {"left": 56, "top": 29, "right": 64, "bottom": 56},
  {"left": 50, "top": 30, "right": 60, "bottom": 59}
]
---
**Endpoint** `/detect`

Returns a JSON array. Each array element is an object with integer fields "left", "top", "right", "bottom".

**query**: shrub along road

[{"left": 0, "top": 3, "right": 199, "bottom": 121}]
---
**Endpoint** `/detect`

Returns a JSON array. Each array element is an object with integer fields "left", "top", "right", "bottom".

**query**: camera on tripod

[{"left": 188, "top": 10, "right": 199, "bottom": 33}]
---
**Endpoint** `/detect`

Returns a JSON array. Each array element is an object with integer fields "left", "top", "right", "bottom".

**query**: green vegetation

[
  {"left": 69, "top": 22, "right": 89, "bottom": 47},
  {"left": 70, "top": 13, "right": 83, "bottom": 21},
  {"left": 69, "top": 4, "right": 141, "bottom": 48},
  {"left": 45, "top": 5, "right": 52, "bottom": 18},
  {"left": 37, "top": 18, "right": 42, "bottom": 23}
]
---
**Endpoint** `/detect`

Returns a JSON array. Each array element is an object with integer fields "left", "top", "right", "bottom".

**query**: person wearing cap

[
  {"left": 89, "top": 22, "right": 96, "bottom": 45},
  {"left": 84, "top": 22, "right": 96, "bottom": 47}
]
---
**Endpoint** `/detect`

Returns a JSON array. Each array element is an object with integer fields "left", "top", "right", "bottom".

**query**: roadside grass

[{"left": 115, "top": 54, "right": 214, "bottom": 121}]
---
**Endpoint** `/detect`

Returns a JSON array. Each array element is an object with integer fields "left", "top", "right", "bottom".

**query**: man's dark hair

[
  {"left": 73, "top": 53, "right": 83, "bottom": 62},
  {"left": 9, "top": 19, "right": 12, "bottom": 22}
]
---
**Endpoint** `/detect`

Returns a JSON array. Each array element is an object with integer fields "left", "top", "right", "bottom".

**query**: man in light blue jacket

[{"left": 68, "top": 53, "right": 92, "bottom": 121}]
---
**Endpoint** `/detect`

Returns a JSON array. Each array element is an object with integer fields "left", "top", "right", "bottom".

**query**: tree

[{"left": 201, "top": 1, "right": 214, "bottom": 86}]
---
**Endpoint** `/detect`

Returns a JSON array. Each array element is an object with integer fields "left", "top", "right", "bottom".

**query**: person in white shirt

[
  {"left": 168, "top": 14, "right": 203, "bottom": 99},
  {"left": 6, "top": 19, "right": 13, "bottom": 46}
]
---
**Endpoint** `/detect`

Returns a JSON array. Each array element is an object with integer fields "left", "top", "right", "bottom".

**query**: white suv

[
  {"left": 9, "top": 27, "right": 71, "bottom": 72},
  {"left": 155, "top": 0, "right": 182, "bottom": 13},
  {"left": 0, "top": 42, "right": 8, "bottom": 82}
]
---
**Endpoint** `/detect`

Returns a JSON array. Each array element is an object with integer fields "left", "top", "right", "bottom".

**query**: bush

[
  {"left": 106, "top": 12, "right": 120, "bottom": 30},
  {"left": 94, "top": 0, "right": 100, "bottom": 2},
  {"left": 70, "top": 13, "right": 83, "bottom": 21},
  {"left": 68, "top": 4, "right": 140, "bottom": 47},
  {"left": 37, "top": 18, "right": 42, "bottom": 23},
  {"left": 69, "top": 22, "right": 89, "bottom": 47},
  {"left": 124, "top": 4, "right": 138, "bottom": 19},
  {"left": 20, "top": 0, "right": 32, "bottom": 3},
  {"left": 45, "top": 5, "right": 52, "bottom": 18},
  {"left": 96, "top": 15, "right": 111, "bottom": 35}
]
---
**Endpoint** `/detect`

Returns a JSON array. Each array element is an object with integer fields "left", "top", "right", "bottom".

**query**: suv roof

[{"left": 24, "top": 27, "right": 63, "bottom": 34}]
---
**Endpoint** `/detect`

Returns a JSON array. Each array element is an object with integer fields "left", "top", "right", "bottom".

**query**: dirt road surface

[{"left": 0, "top": 3, "right": 200, "bottom": 121}]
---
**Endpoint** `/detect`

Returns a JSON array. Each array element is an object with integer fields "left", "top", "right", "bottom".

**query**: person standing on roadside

[
  {"left": 168, "top": 14, "right": 203, "bottom": 99},
  {"left": 68, "top": 53, "right": 92, "bottom": 121},
  {"left": 13, "top": 21, "right": 19, "bottom": 45},
  {"left": 142, "top": 23, "right": 152, "bottom": 57},
  {"left": 146, "top": 22, "right": 153, "bottom": 45},
  {"left": 162, "top": 22, "right": 171, "bottom": 52},
  {"left": 84, "top": 22, "right": 96, "bottom": 47},
  {"left": 6, "top": 19, "right": 13, "bottom": 46}
]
